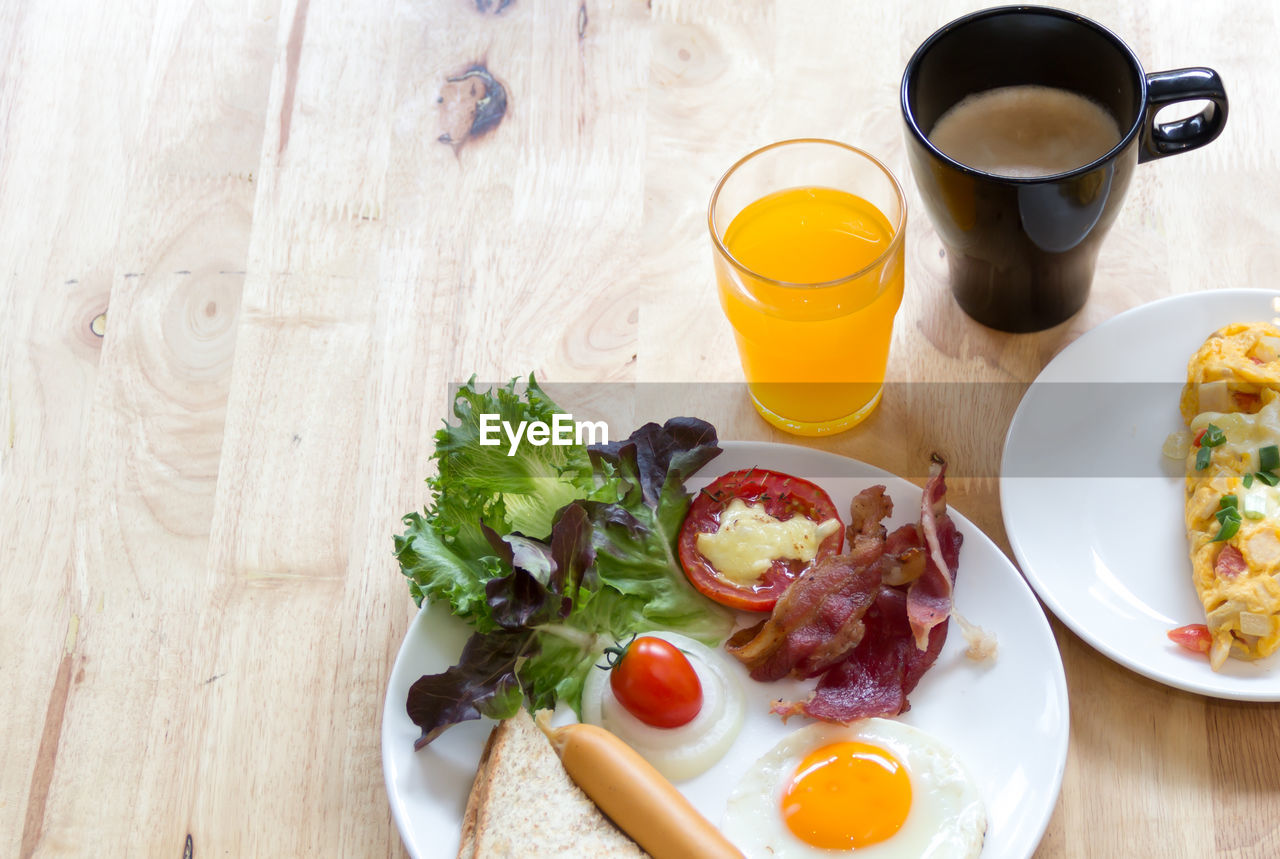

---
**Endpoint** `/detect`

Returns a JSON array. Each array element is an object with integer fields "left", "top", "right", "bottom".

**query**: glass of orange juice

[{"left": 708, "top": 139, "right": 907, "bottom": 436}]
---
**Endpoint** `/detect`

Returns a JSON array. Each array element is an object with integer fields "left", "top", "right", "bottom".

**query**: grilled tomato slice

[{"left": 678, "top": 468, "right": 843, "bottom": 611}]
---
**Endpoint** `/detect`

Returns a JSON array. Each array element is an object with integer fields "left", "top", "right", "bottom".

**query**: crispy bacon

[
  {"left": 905, "top": 459, "right": 961, "bottom": 650},
  {"left": 1215, "top": 544, "right": 1246, "bottom": 579},
  {"left": 884, "top": 523, "right": 920, "bottom": 556},
  {"left": 848, "top": 487, "right": 893, "bottom": 546},
  {"left": 882, "top": 523, "right": 925, "bottom": 586},
  {"left": 725, "top": 486, "right": 890, "bottom": 682},
  {"left": 769, "top": 457, "right": 963, "bottom": 724},
  {"left": 772, "top": 587, "right": 948, "bottom": 722}
]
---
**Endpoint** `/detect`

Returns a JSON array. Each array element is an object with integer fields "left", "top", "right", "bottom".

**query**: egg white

[
  {"left": 581, "top": 630, "right": 745, "bottom": 782},
  {"left": 722, "top": 718, "right": 986, "bottom": 859}
]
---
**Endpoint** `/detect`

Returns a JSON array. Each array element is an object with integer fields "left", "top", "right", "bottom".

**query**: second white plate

[{"left": 1002, "top": 288, "right": 1280, "bottom": 700}]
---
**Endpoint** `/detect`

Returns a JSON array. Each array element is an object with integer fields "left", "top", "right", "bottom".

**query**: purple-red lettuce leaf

[
  {"left": 478, "top": 521, "right": 561, "bottom": 628},
  {"left": 549, "top": 501, "right": 593, "bottom": 603},
  {"left": 406, "top": 629, "right": 534, "bottom": 749},
  {"left": 482, "top": 526, "right": 555, "bottom": 583},
  {"left": 483, "top": 567, "right": 568, "bottom": 630},
  {"left": 589, "top": 416, "right": 721, "bottom": 508}
]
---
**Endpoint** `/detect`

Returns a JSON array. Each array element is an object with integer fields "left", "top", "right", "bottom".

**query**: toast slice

[
  {"left": 456, "top": 721, "right": 498, "bottom": 859},
  {"left": 456, "top": 709, "right": 648, "bottom": 858}
]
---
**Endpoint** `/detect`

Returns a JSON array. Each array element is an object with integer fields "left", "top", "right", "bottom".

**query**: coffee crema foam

[{"left": 929, "top": 85, "right": 1123, "bottom": 178}]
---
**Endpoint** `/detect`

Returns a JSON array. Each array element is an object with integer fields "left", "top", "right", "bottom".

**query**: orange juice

[{"left": 715, "top": 186, "right": 904, "bottom": 434}]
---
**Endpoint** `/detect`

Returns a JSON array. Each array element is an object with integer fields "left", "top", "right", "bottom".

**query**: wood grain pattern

[{"left": 2, "top": 0, "right": 1278, "bottom": 856}]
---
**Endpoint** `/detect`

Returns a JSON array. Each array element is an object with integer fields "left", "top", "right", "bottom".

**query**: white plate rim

[
  {"left": 1001, "top": 288, "right": 1280, "bottom": 701},
  {"left": 384, "top": 440, "right": 1070, "bottom": 858}
]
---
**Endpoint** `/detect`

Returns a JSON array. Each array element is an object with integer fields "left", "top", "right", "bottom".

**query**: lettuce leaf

[
  {"left": 584, "top": 418, "right": 729, "bottom": 642},
  {"left": 395, "top": 511, "right": 499, "bottom": 631},
  {"left": 406, "top": 630, "right": 530, "bottom": 749},
  {"left": 395, "top": 375, "right": 616, "bottom": 612},
  {"left": 398, "top": 381, "right": 732, "bottom": 747},
  {"left": 434, "top": 375, "right": 604, "bottom": 542}
]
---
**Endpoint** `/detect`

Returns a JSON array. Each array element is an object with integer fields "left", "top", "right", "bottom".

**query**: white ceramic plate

[
  {"left": 1002, "top": 288, "right": 1280, "bottom": 699},
  {"left": 384, "top": 442, "right": 1069, "bottom": 858}
]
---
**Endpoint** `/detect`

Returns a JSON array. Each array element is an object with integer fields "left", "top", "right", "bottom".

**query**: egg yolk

[{"left": 780, "top": 740, "right": 912, "bottom": 849}]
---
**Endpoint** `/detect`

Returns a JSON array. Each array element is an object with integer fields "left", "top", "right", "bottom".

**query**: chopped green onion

[
  {"left": 1212, "top": 500, "right": 1243, "bottom": 540},
  {"left": 1243, "top": 491, "right": 1267, "bottom": 520},
  {"left": 1244, "top": 473, "right": 1255, "bottom": 488},
  {"left": 1257, "top": 471, "right": 1280, "bottom": 487},
  {"left": 1196, "top": 446, "right": 1212, "bottom": 471},
  {"left": 1202, "top": 424, "right": 1227, "bottom": 447},
  {"left": 1260, "top": 445, "right": 1280, "bottom": 472},
  {"left": 1212, "top": 515, "right": 1241, "bottom": 542}
]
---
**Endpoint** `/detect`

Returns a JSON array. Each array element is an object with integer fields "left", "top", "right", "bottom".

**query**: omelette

[{"left": 1182, "top": 322, "right": 1280, "bottom": 670}]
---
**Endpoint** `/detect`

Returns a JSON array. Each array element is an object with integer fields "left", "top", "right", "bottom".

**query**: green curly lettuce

[{"left": 395, "top": 379, "right": 732, "bottom": 747}]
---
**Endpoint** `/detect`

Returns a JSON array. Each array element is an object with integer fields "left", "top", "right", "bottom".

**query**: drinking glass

[{"left": 708, "top": 139, "right": 907, "bottom": 436}]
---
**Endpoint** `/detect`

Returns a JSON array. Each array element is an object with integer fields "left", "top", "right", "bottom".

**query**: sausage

[{"left": 535, "top": 713, "right": 744, "bottom": 859}]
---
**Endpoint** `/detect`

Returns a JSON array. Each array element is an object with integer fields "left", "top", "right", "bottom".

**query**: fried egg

[
  {"left": 580, "top": 630, "right": 744, "bottom": 782},
  {"left": 723, "top": 718, "right": 985, "bottom": 858}
]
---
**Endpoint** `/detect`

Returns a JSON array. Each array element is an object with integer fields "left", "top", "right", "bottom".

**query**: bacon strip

[
  {"left": 905, "top": 458, "right": 961, "bottom": 650},
  {"left": 725, "top": 486, "right": 890, "bottom": 682},
  {"left": 884, "top": 523, "right": 919, "bottom": 557},
  {"left": 882, "top": 523, "right": 924, "bottom": 586},
  {"left": 770, "top": 458, "right": 963, "bottom": 724},
  {"left": 772, "top": 587, "right": 948, "bottom": 722}
]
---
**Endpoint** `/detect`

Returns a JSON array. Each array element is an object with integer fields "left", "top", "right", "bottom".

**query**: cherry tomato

[
  {"left": 678, "top": 468, "right": 844, "bottom": 612},
  {"left": 608, "top": 636, "right": 703, "bottom": 728},
  {"left": 1168, "top": 623, "right": 1212, "bottom": 654}
]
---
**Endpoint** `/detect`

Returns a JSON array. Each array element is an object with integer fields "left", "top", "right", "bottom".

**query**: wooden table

[{"left": 3, "top": 0, "right": 1277, "bottom": 856}]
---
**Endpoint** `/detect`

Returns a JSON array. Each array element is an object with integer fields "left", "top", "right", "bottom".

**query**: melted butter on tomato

[{"left": 695, "top": 499, "right": 841, "bottom": 586}]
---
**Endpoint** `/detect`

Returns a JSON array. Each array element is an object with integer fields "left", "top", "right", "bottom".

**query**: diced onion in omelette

[
  {"left": 1181, "top": 321, "right": 1280, "bottom": 423},
  {"left": 1183, "top": 322, "right": 1280, "bottom": 670}
]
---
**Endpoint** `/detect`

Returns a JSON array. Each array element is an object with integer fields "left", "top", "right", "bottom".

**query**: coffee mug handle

[{"left": 1139, "top": 68, "right": 1228, "bottom": 163}]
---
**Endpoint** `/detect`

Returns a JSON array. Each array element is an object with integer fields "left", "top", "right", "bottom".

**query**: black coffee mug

[{"left": 901, "top": 6, "right": 1227, "bottom": 333}]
